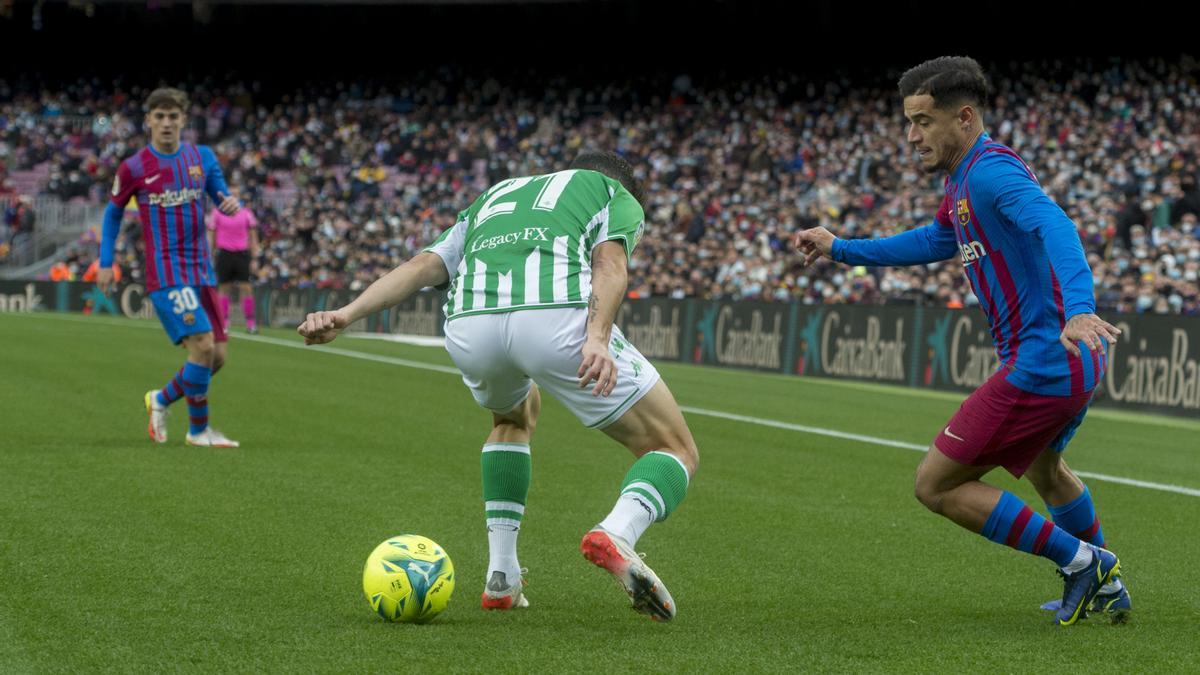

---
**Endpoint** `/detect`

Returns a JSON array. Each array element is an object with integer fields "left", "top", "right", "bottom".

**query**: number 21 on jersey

[{"left": 475, "top": 170, "right": 577, "bottom": 228}]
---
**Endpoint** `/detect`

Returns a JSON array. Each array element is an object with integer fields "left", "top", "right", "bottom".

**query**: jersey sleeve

[
  {"left": 199, "top": 145, "right": 231, "bottom": 203},
  {"left": 100, "top": 202, "right": 123, "bottom": 267},
  {"left": 591, "top": 182, "right": 645, "bottom": 260},
  {"left": 970, "top": 155, "right": 1095, "bottom": 318},
  {"left": 831, "top": 218, "right": 958, "bottom": 267},
  {"left": 109, "top": 160, "right": 138, "bottom": 208},
  {"left": 422, "top": 213, "right": 470, "bottom": 290}
]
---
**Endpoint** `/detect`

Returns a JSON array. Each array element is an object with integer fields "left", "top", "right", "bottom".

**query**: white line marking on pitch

[{"left": 11, "top": 312, "right": 1199, "bottom": 498}]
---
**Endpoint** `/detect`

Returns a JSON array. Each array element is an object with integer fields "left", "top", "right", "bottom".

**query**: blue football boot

[{"left": 1054, "top": 546, "right": 1121, "bottom": 626}]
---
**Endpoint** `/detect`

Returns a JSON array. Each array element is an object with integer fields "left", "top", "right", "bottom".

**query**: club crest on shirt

[
  {"left": 957, "top": 198, "right": 971, "bottom": 226},
  {"left": 182, "top": 312, "right": 196, "bottom": 326},
  {"left": 188, "top": 165, "right": 204, "bottom": 181}
]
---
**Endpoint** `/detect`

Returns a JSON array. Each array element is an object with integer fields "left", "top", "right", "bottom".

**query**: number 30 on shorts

[{"left": 168, "top": 287, "right": 200, "bottom": 314}]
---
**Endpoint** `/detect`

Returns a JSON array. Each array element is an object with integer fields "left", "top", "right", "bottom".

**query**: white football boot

[
  {"left": 185, "top": 427, "right": 240, "bottom": 448},
  {"left": 144, "top": 390, "right": 168, "bottom": 443},
  {"left": 480, "top": 569, "right": 529, "bottom": 610},
  {"left": 580, "top": 527, "right": 675, "bottom": 621}
]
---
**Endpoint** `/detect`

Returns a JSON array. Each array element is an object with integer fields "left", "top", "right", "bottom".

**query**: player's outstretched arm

[
  {"left": 578, "top": 241, "right": 628, "bottom": 397},
  {"left": 795, "top": 222, "right": 958, "bottom": 268},
  {"left": 297, "top": 252, "right": 448, "bottom": 345}
]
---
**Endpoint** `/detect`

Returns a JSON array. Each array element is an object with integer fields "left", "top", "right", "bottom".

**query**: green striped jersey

[{"left": 424, "top": 169, "right": 645, "bottom": 320}]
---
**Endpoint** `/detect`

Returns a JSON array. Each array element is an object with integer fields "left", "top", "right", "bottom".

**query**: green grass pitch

[{"left": 2, "top": 312, "right": 1198, "bottom": 672}]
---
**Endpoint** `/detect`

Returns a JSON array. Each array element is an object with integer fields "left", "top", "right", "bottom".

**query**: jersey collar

[{"left": 148, "top": 143, "right": 184, "bottom": 160}]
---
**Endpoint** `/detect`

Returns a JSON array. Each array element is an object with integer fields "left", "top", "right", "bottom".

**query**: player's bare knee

[
  {"left": 913, "top": 465, "right": 944, "bottom": 513},
  {"left": 1024, "top": 463, "right": 1054, "bottom": 493},
  {"left": 492, "top": 398, "right": 537, "bottom": 435},
  {"left": 185, "top": 335, "right": 216, "bottom": 365},
  {"left": 211, "top": 345, "right": 227, "bottom": 374},
  {"left": 914, "top": 482, "right": 944, "bottom": 514}
]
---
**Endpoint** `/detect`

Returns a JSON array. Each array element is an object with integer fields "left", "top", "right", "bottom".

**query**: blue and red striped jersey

[
  {"left": 832, "top": 133, "right": 1104, "bottom": 397},
  {"left": 109, "top": 142, "right": 230, "bottom": 292}
]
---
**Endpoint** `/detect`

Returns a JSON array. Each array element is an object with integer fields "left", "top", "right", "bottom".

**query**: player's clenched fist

[
  {"left": 793, "top": 227, "right": 837, "bottom": 267},
  {"left": 298, "top": 310, "right": 350, "bottom": 345}
]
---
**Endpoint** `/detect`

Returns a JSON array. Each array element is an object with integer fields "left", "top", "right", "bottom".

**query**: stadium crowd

[{"left": 2, "top": 57, "right": 1199, "bottom": 315}]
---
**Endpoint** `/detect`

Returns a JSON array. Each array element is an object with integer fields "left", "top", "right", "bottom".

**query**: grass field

[{"left": 2, "top": 311, "right": 1199, "bottom": 673}]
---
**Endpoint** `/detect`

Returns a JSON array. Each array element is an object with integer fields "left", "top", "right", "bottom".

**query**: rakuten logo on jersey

[
  {"left": 959, "top": 241, "right": 986, "bottom": 264},
  {"left": 469, "top": 227, "right": 551, "bottom": 252},
  {"left": 148, "top": 188, "right": 203, "bottom": 208}
]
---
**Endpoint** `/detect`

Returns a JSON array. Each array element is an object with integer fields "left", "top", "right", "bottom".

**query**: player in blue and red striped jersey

[
  {"left": 795, "top": 57, "right": 1128, "bottom": 626},
  {"left": 96, "top": 87, "right": 241, "bottom": 448}
]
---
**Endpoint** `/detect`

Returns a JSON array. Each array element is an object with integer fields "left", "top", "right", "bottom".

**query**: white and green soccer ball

[{"left": 362, "top": 535, "right": 455, "bottom": 623}]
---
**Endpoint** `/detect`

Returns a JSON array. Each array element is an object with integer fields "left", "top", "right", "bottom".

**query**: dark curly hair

[{"left": 898, "top": 56, "right": 990, "bottom": 110}]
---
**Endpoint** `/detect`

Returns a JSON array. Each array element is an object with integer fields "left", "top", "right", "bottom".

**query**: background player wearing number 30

[
  {"left": 98, "top": 87, "right": 242, "bottom": 448},
  {"left": 298, "top": 152, "right": 699, "bottom": 621}
]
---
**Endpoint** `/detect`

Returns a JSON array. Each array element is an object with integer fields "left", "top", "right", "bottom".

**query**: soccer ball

[{"left": 362, "top": 535, "right": 456, "bottom": 623}]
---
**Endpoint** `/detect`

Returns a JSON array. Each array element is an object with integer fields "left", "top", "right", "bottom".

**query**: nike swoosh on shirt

[
  {"left": 943, "top": 427, "right": 966, "bottom": 442},
  {"left": 145, "top": 174, "right": 160, "bottom": 184}
]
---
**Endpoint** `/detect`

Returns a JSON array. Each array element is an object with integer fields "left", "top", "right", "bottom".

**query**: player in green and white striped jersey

[
  {"left": 425, "top": 164, "right": 645, "bottom": 320},
  {"left": 299, "top": 152, "right": 699, "bottom": 622}
]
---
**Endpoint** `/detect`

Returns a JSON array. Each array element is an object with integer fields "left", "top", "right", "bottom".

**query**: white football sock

[
  {"left": 486, "top": 524, "right": 521, "bottom": 585},
  {"left": 597, "top": 493, "right": 656, "bottom": 548},
  {"left": 1062, "top": 542, "right": 1094, "bottom": 574}
]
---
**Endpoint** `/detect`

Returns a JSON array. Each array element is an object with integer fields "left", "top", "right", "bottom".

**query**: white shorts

[{"left": 443, "top": 307, "right": 661, "bottom": 429}]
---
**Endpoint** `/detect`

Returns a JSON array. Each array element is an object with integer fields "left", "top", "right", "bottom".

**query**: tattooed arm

[{"left": 577, "top": 241, "right": 629, "bottom": 397}]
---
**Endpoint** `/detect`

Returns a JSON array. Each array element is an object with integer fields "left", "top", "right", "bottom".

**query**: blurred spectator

[{"left": 3, "top": 58, "right": 1197, "bottom": 314}]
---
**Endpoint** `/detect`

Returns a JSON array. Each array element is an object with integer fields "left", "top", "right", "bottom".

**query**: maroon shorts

[
  {"left": 933, "top": 369, "right": 1093, "bottom": 478},
  {"left": 199, "top": 285, "right": 228, "bottom": 344}
]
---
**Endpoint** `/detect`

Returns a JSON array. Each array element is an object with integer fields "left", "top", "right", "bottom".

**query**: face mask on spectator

[
  {"left": 1169, "top": 268, "right": 1183, "bottom": 280},
  {"left": 1137, "top": 295, "right": 1153, "bottom": 311}
]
